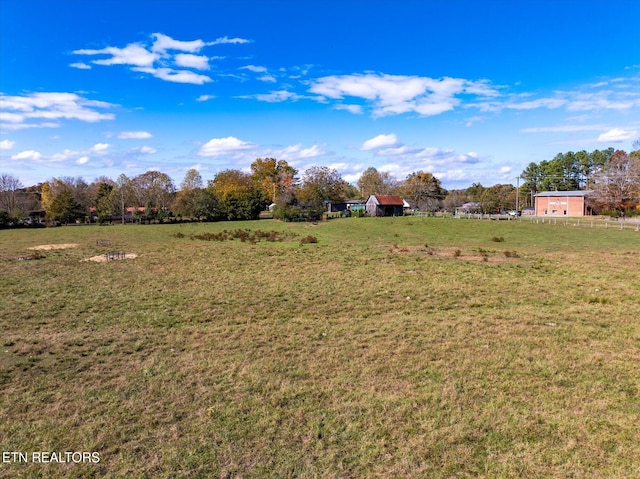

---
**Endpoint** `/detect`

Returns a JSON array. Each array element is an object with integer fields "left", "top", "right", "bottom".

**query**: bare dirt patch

[
  {"left": 84, "top": 253, "right": 138, "bottom": 263},
  {"left": 28, "top": 243, "right": 79, "bottom": 250}
]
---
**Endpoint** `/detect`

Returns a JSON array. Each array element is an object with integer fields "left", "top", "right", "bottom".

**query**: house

[
  {"left": 455, "top": 202, "right": 481, "bottom": 215},
  {"left": 365, "top": 195, "right": 405, "bottom": 217},
  {"left": 534, "top": 191, "right": 594, "bottom": 217}
]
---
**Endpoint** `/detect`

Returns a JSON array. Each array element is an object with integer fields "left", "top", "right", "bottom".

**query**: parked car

[{"left": 507, "top": 210, "right": 521, "bottom": 217}]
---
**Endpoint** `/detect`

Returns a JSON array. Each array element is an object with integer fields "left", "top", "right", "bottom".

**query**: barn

[
  {"left": 365, "top": 195, "right": 405, "bottom": 217},
  {"left": 534, "top": 191, "right": 594, "bottom": 217}
]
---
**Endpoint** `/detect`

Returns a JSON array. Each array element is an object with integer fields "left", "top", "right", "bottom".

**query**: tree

[
  {"left": 47, "top": 189, "right": 84, "bottom": 224},
  {"left": 173, "top": 169, "right": 218, "bottom": 219},
  {"left": 398, "top": 171, "right": 446, "bottom": 211},
  {"left": 131, "top": 171, "right": 175, "bottom": 214},
  {"left": 181, "top": 168, "right": 204, "bottom": 191},
  {"left": 443, "top": 189, "right": 469, "bottom": 213},
  {"left": 0, "top": 174, "right": 23, "bottom": 217},
  {"left": 357, "top": 167, "right": 398, "bottom": 198},
  {"left": 40, "top": 177, "right": 91, "bottom": 224},
  {"left": 590, "top": 150, "right": 640, "bottom": 214},
  {"left": 115, "top": 174, "right": 134, "bottom": 223},
  {"left": 520, "top": 148, "right": 614, "bottom": 192},
  {"left": 479, "top": 184, "right": 516, "bottom": 214},
  {"left": 250, "top": 158, "right": 298, "bottom": 205},
  {"left": 297, "top": 166, "right": 349, "bottom": 208},
  {"left": 94, "top": 181, "right": 115, "bottom": 223},
  {"left": 208, "top": 169, "right": 262, "bottom": 220}
]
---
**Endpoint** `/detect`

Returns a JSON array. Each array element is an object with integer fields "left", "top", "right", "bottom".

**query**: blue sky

[{"left": 1, "top": 0, "right": 639, "bottom": 190}]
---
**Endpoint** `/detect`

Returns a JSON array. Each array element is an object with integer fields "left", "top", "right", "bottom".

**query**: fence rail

[{"left": 452, "top": 214, "right": 640, "bottom": 231}]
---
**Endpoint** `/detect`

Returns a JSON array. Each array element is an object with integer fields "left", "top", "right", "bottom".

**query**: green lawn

[{"left": 1, "top": 217, "right": 639, "bottom": 478}]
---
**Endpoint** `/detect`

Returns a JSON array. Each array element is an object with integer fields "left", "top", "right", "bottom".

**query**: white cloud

[
  {"left": 597, "top": 128, "right": 638, "bottom": 142},
  {"left": 241, "top": 65, "right": 268, "bottom": 73},
  {"left": 132, "top": 67, "right": 212, "bottom": 84},
  {"left": 138, "top": 146, "right": 157, "bottom": 154},
  {"left": 499, "top": 166, "right": 512, "bottom": 174},
  {"left": 309, "top": 73, "right": 498, "bottom": 117},
  {"left": 196, "top": 94, "right": 215, "bottom": 102},
  {"left": 259, "top": 75, "right": 277, "bottom": 83},
  {"left": 360, "top": 133, "right": 399, "bottom": 150},
  {"left": 242, "top": 90, "right": 304, "bottom": 102},
  {"left": 0, "top": 139, "right": 15, "bottom": 150},
  {"left": 50, "top": 149, "right": 80, "bottom": 161},
  {"left": 72, "top": 33, "right": 246, "bottom": 84},
  {"left": 90, "top": 143, "right": 110, "bottom": 153},
  {"left": 174, "top": 53, "right": 210, "bottom": 70},
  {"left": 11, "top": 150, "right": 42, "bottom": 161},
  {"left": 506, "top": 98, "right": 568, "bottom": 110},
  {"left": 151, "top": 33, "right": 206, "bottom": 53},
  {"left": 0, "top": 92, "right": 115, "bottom": 129},
  {"left": 198, "top": 136, "right": 255, "bottom": 157},
  {"left": 70, "top": 62, "right": 91, "bottom": 70},
  {"left": 74, "top": 43, "right": 158, "bottom": 67},
  {"left": 118, "top": 131, "right": 152, "bottom": 139},
  {"left": 273, "top": 144, "right": 324, "bottom": 161},
  {"left": 522, "top": 124, "right": 606, "bottom": 133},
  {"left": 334, "top": 104, "right": 363, "bottom": 114},
  {"left": 208, "top": 36, "right": 250, "bottom": 45},
  {"left": 76, "top": 156, "right": 89, "bottom": 165}
]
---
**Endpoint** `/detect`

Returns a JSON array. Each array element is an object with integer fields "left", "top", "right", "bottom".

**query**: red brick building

[{"left": 534, "top": 191, "right": 594, "bottom": 217}]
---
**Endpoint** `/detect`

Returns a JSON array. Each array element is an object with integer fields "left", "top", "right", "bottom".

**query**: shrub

[
  {"left": 299, "top": 235, "right": 318, "bottom": 245},
  {"left": 491, "top": 236, "right": 505, "bottom": 242}
]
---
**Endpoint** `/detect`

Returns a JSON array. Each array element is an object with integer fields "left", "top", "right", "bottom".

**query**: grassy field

[{"left": 1, "top": 217, "right": 639, "bottom": 478}]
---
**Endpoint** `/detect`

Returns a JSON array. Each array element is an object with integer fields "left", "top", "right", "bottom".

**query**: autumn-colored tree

[
  {"left": 398, "top": 171, "right": 446, "bottom": 211},
  {"left": 357, "top": 167, "right": 398, "bottom": 198},
  {"left": 590, "top": 149, "right": 640, "bottom": 214},
  {"left": 297, "top": 166, "right": 349, "bottom": 208},
  {"left": 250, "top": 157, "right": 298, "bottom": 204},
  {"left": 479, "top": 184, "right": 516, "bottom": 214},
  {"left": 40, "top": 177, "right": 91, "bottom": 224},
  {"left": 208, "top": 169, "right": 262, "bottom": 220}
]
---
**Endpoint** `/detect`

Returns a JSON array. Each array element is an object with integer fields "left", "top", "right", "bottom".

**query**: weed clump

[
  {"left": 491, "top": 236, "right": 505, "bottom": 242},
  {"left": 177, "top": 229, "right": 298, "bottom": 244},
  {"left": 503, "top": 250, "right": 520, "bottom": 258},
  {"left": 299, "top": 235, "right": 318, "bottom": 245},
  {"left": 17, "top": 252, "right": 46, "bottom": 261}
]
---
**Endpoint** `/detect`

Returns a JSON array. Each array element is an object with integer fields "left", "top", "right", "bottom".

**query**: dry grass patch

[
  {"left": 84, "top": 253, "right": 138, "bottom": 263},
  {"left": 27, "top": 243, "right": 79, "bottom": 250}
]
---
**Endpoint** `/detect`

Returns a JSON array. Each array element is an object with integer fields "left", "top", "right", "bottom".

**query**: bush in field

[
  {"left": 183, "top": 229, "right": 297, "bottom": 243},
  {"left": 299, "top": 235, "right": 318, "bottom": 245},
  {"left": 272, "top": 204, "right": 302, "bottom": 221}
]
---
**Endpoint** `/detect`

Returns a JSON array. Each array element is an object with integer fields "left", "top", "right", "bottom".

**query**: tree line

[
  {"left": 1, "top": 143, "right": 639, "bottom": 226},
  {"left": 520, "top": 143, "right": 640, "bottom": 215}
]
